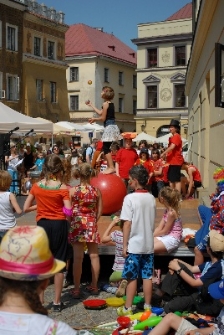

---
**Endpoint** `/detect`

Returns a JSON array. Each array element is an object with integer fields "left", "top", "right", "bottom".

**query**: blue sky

[{"left": 42, "top": 0, "right": 190, "bottom": 49}]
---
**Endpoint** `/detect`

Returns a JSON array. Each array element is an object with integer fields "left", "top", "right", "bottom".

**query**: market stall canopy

[
  {"left": 132, "top": 132, "right": 157, "bottom": 142},
  {"left": 37, "top": 118, "right": 78, "bottom": 135},
  {"left": 156, "top": 133, "right": 187, "bottom": 144},
  {"left": 0, "top": 102, "right": 53, "bottom": 133},
  {"left": 82, "top": 123, "right": 104, "bottom": 131},
  {"left": 55, "top": 121, "right": 90, "bottom": 132}
]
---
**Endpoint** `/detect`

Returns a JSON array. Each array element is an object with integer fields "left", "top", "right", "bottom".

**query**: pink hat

[{"left": 0, "top": 226, "right": 65, "bottom": 281}]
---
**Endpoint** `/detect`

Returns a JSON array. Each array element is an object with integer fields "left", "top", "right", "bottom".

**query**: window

[
  {"left": 0, "top": 21, "right": 2, "bottom": 48},
  {"left": 6, "top": 24, "right": 18, "bottom": 51},
  {"left": 70, "top": 95, "right": 79, "bottom": 110},
  {"left": 147, "top": 85, "right": 157, "bottom": 108},
  {"left": 175, "top": 46, "right": 186, "bottom": 66},
  {"left": 148, "top": 48, "right": 157, "bottom": 68},
  {"left": 0, "top": 72, "right": 4, "bottom": 99},
  {"left": 133, "top": 100, "right": 137, "bottom": 115},
  {"left": 6, "top": 75, "right": 19, "bottom": 101},
  {"left": 118, "top": 97, "right": 123, "bottom": 113},
  {"left": 118, "top": 71, "right": 123, "bottom": 85},
  {"left": 133, "top": 75, "right": 137, "bottom": 89},
  {"left": 175, "top": 84, "right": 185, "bottom": 107},
  {"left": 48, "top": 41, "right": 55, "bottom": 59},
  {"left": 104, "top": 68, "right": 109, "bottom": 82},
  {"left": 36, "top": 79, "right": 43, "bottom": 101},
  {"left": 70, "top": 67, "right": 79, "bottom": 82},
  {"left": 50, "top": 82, "right": 56, "bottom": 103},
  {"left": 34, "top": 37, "right": 41, "bottom": 56}
]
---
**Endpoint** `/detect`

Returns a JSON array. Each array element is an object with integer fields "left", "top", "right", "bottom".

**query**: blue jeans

[
  {"left": 195, "top": 205, "right": 212, "bottom": 250},
  {"left": 8, "top": 169, "right": 19, "bottom": 194}
]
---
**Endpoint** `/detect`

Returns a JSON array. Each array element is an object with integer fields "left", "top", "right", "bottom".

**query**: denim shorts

[{"left": 122, "top": 253, "right": 154, "bottom": 280}]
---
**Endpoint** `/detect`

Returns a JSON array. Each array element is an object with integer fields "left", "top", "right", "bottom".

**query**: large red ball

[{"left": 91, "top": 174, "right": 127, "bottom": 215}]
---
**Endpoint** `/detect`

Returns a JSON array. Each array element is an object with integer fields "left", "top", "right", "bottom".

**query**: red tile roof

[
  {"left": 166, "top": 2, "right": 192, "bottom": 21},
  {"left": 65, "top": 24, "right": 136, "bottom": 66}
]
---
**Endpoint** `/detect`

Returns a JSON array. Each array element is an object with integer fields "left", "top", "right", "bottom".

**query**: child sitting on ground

[
  {"left": 154, "top": 186, "right": 182, "bottom": 254},
  {"left": 101, "top": 215, "right": 126, "bottom": 295}
]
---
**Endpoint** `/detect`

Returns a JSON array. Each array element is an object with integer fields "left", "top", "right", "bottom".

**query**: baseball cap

[
  {"left": 140, "top": 148, "right": 148, "bottom": 154},
  {"left": 209, "top": 230, "right": 224, "bottom": 252},
  {"left": 209, "top": 280, "right": 224, "bottom": 299}
]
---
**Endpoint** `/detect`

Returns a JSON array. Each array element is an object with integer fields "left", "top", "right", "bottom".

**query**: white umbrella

[
  {"left": 157, "top": 133, "right": 187, "bottom": 144},
  {"left": 82, "top": 123, "right": 104, "bottom": 131},
  {"left": 132, "top": 132, "right": 157, "bottom": 142},
  {"left": 55, "top": 121, "right": 88, "bottom": 131}
]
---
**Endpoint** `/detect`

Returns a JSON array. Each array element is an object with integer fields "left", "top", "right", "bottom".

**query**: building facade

[
  {"left": 66, "top": 24, "right": 137, "bottom": 132},
  {"left": 185, "top": 0, "right": 224, "bottom": 195},
  {"left": 132, "top": 3, "right": 192, "bottom": 139},
  {"left": 0, "top": 0, "right": 69, "bottom": 122},
  {"left": 0, "top": 0, "right": 26, "bottom": 113}
]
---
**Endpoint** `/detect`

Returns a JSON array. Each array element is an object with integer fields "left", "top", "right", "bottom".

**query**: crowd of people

[{"left": 0, "top": 86, "right": 224, "bottom": 334}]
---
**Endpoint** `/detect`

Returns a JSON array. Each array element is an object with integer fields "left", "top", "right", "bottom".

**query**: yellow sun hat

[{"left": 0, "top": 226, "right": 65, "bottom": 281}]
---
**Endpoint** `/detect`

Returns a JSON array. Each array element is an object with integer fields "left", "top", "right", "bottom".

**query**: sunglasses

[{"left": 53, "top": 147, "right": 59, "bottom": 150}]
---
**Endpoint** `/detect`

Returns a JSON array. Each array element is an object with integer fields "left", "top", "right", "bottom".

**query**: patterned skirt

[{"left": 101, "top": 125, "right": 121, "bottom": 142}]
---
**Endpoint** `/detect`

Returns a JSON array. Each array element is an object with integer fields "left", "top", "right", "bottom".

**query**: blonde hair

[
  {"left": 102, "top": 86, "right": 114, "bottom": 100},
  {"left": 72, "top": 163, "right": 97, "bottom": 182},
  {"left": 0, "top": 170, "right": 12, "bottom": 191},
  {"left": 159, "top": 186, "right": 181, "bottom": 214}
]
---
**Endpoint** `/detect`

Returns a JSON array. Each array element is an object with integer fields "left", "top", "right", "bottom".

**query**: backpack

[{"left": 82, "top": 146, "right": 93, "bottom": 162}]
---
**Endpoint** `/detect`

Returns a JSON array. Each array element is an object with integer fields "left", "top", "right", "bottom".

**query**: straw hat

[
  {"left": 209, "top": 230, "right": 224, "bottom": 252},
  {"left": 0, "top": 226, "right": 65, "bottom": 281}
]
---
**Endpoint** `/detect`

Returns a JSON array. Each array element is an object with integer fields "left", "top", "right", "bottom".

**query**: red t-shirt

[
  {"left": 189, "top": 165, "right": 202, "bottom": 182},
  {"left": 152, "top": 158, "right": 163, "bottom": 182},
  {"left": 116, "top": 148, "right": 138, "bottom": 179},
  {"left": 30, "top": 183, "right": 69, "bottom": 222},
  {"left": 134, "top": 158, "right": 154, "bottom": 184},
  {"left": 166, "top": 133, "right": 183, "bottom": 165}
]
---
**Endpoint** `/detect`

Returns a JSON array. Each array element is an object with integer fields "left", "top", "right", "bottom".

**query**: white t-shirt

[
  {"left": 0, "top": 311, "right": 77, "bottom": 335},
  {"left": 120, "top": 192, "right": 156, "bottom": 254}
]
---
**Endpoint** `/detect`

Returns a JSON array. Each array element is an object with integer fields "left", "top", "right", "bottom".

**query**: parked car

[{"left": 182, "top": 141, "right": 189, "bottom": 162}]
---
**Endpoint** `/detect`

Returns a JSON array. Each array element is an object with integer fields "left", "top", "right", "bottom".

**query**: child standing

[
  {"left": 23, "top": 154, "right": 72, "bottom": 312},
  {"left": 117, "top": 165, "right": 156, "bottom": 316},
  {"left": 68, "top": 163, "right": 102, "bottom": 298},
  {"left": 154, "top": 186, "right": 182, "bottom": 253},
  {"left": 101, "top": 216, "right": 125, "bottom": 294},
  {"left": 134, "top": 148, "right": 154, "bottom": 192},
  {"left": 0, "top": 170, "right": 22, "bottom": 242},
  {"left": 116, "top": 137, "right": 138, "bottom": 189},
  {"left": 87, "top": 87, "right": 120, "bottom": 174}
]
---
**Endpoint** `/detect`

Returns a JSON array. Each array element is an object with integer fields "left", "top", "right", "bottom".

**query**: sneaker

[
  {"left": 116, "top": 279, "right": 128, "bottom": 297},
  {"left": 52, "top": 302, "right": 64, "bottom": 312},
  {"left": 144, "top": 303, "right": 151, "bottom": 311},
  {"left": 63, "top": 279, "right": 73, "bottom": 288},
  {"left": 117, "top": 306, "right": 133, "bottom": 316}
]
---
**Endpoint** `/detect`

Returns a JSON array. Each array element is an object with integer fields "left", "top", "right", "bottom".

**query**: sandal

[
  {"left": 70, "top": 289, "right": 81, "bottom": 299},
  {"left": 85, "top": 285, "right": 99, "bottom": 295}
]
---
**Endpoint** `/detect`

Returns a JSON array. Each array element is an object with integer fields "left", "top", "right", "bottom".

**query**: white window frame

[
  {"left": 50, "top": 81, "right": 56, "bottom": 103},
  {"left": 6, "top": 23, "right": 18, "bottom": 51},
  {"left": 118, "top": 97, "right": 123, "bottom": 113},
  {"left": 34, "top": 36, "right": 42, "bottom": 56},
  {"left": 70, "top": 95, "right": 79, "bottom": 110},
  {"left": 36, "top": 79, "right": 43, "bottom": 101},
  {"left": 118, "top": 71, "right": 124, "bottom": 86},
  {"left": 48, "top": 40, "right": 55, "bottom": 60},
  {"left": 104, "top": 68, "right": 109, "bottom": 82},
  {"left": 6, "top": 74, "right": 19, "bottom": 101},
  {"left": 70, "top": 67, "right": 79, "bottom": 82},
  {"left": 0, "top": 21, "right": 2, "bottom": 48}
]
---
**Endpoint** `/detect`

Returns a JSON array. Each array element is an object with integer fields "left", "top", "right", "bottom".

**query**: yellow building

[
  {"left": 185, "top": 0, "right": 224, "bottom": 195},
  {"left": 65, "top": 24, "right": 137, "bottom": 133},
  {"left": 132, "top": 3, "right": 192, "bottom": 140},
  {"left": 22, "top": 0, "right": 69, "bottom": 122}
]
